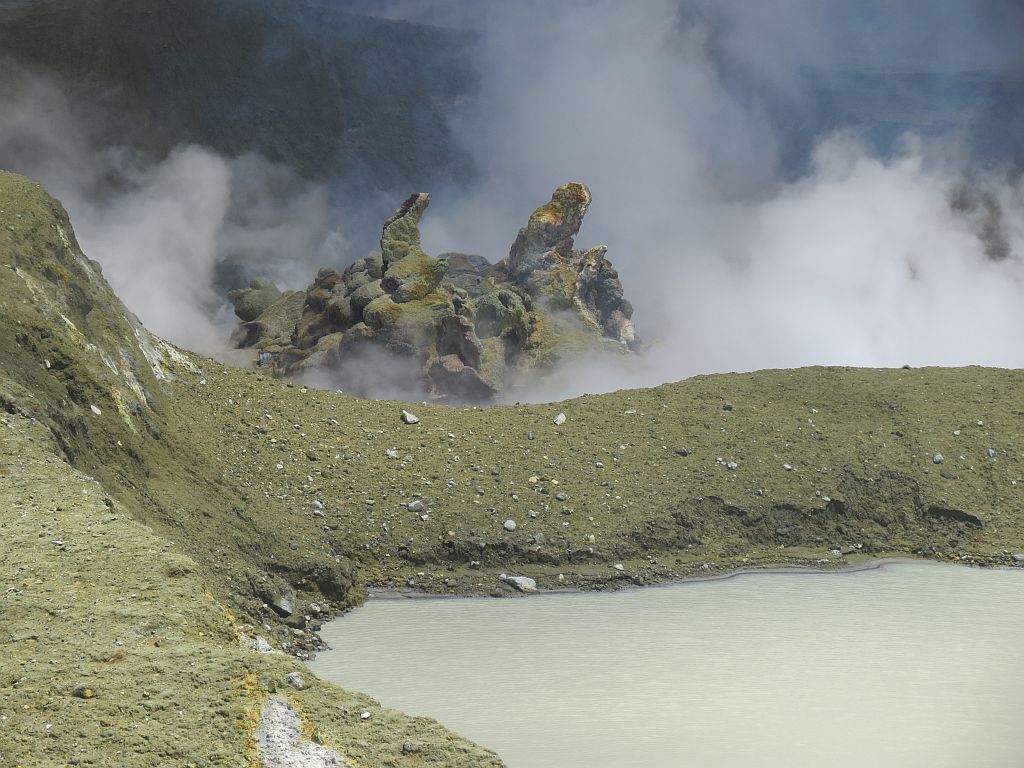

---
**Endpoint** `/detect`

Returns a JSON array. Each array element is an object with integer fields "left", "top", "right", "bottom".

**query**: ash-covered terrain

[{"left": 1, "top": 171, "right": 1022, "bottom": 766}]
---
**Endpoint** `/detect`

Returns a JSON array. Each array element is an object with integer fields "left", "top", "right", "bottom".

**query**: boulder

[
  {"left": 499, "top": 574, "right": 537, "bottom": 593},
  {"left": 228, "top": 279, "right": 282, "bottom": 322},
  {"left": 426, "top": 354, "right": 497, "bottom": 403},
  {"left": 264, "top": 581, "right": 297, "bottom": 618}
]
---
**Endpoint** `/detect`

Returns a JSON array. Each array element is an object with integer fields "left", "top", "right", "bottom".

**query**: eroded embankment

[{"left": 0, "top": 413, "right": 503, "bottom": 767}]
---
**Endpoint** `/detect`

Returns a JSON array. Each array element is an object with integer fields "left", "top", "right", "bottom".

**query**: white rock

[
  {"left": 400, "top": 409, "right": 420, "bottom": 424},
  {"left": 503, "top": 519, "right": 517, "bottom": 532},
  {"left": 933, "top": 453, "right": 944, "bottom": 464},
  {"left": 407, "top": 499, "right": 424, "bottom": 513},
  {"left": 89, "top": 405, "right": 102, "bottom": 416},
  {"left": 360, "top": 711, "right": 371, "bottom": 720},
  {"left": 612, "top": 563, "right": 625, "bottom": 571},
  {"left": 553, "top": 412, "right": 566, "bottom": 426},
  {"left": 386, "top": 449, "right": 399, "bottom": 459},
  {"left": 500, "top": 574, "right": 537, "bottom": 593},
  {"left": 286, "top": 672, "right": 305, "bottom": 690},
  {"left": 988, "top": 448, "right": 997, "bottom": 458},
  {"left": 256, "top": 695, "right": 346, "bottom": 767}
]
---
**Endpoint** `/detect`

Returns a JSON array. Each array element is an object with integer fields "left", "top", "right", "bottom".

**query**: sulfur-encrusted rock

[
  {"left": 507, "top": 182, "right": 592, "bottom": 278},
  {"left": 232, "top": 183, "right": 638, "bottom": 400},
  {"left": 228, "top": 279, "right": 283, "bottom": 322}
]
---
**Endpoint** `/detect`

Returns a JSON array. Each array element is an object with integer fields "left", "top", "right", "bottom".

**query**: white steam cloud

[
  {"left": 0, "top": 66, "right": 343, "bottom": 356},
  {"left": 410, "top": 0, "right": 1024, "bottom": 398}
]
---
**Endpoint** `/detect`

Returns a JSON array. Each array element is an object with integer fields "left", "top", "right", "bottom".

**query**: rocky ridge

[{"left": 230, "top": 183, "right": 637, "bottom": 401}]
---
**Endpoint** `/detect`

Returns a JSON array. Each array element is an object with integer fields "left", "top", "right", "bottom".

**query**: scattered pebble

[
  {"left": 71, "top": 685, "right": 96, "bottom": 699},
  {"left": 360, "top": 711, "right": 371, "bottom": 721},
  {"left": 595, "top": 461, "right": 604, "bottom": 468},
  {"left": 988, "top": 448, "right": 997, "bottom": 458},
  {"left": 503, "top": 519, "right": 517, "bottom": 532},
  {"left": 726, "top": 461, "right": 738, "bottom": 470},
  {"left": 400, "top": 410, "right": 419, "bottom": 424},
  {"left": 933, "top": 453, "right": 944, "bottom": 464},
  {"left": 782, "top": 463, "right": 793, "bottom": 471},
  {"left": 311, "top": 500, "right": 324, "bottom": 513},
  {"left": 89, "top": 405, "right": 102, "bottom": 416},
  {"left": 612, "top": 563, "right": 625, "bottom": 571},
  {"left": 286, "top": 672, "right": 305, "bottom": 690},
  {"left": 722, "top": 403, "right": 733, "bottom": 411},
  {"left": 407, "top": 499, "right": 424, "bottom": 513},
  {"left": 555, "top": 492, "right": 568, "bottom": 501},
  {"left": 553, "top": 412, "right": 566, "bottom": 426},
  {"left": 386, "top": 449, "right": 399, "bottom": 459}
]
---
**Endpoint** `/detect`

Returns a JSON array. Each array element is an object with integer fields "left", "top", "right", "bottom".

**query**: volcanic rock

[
  {"left": 235, "top": 183, "right": 639, "bottom": 401},
  {"left": 228, "top": 279, "right": 282, "bottom": 322},
  {"left": 507, "top": 182, "right": 591, "bottom": 277}
]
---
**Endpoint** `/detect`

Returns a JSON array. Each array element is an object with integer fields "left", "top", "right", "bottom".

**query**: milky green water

[{"left": 308, "top": 562, "right": 1024, "bottom": 768}]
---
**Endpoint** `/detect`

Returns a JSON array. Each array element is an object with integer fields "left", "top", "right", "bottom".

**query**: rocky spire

[{"left": 507, "top": 182, "right": 592, "bottom": 278}]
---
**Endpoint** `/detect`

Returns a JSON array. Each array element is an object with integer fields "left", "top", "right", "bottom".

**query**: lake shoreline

[{"left": 362, "top": 554, "right": 1022, "bottom": 603}]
